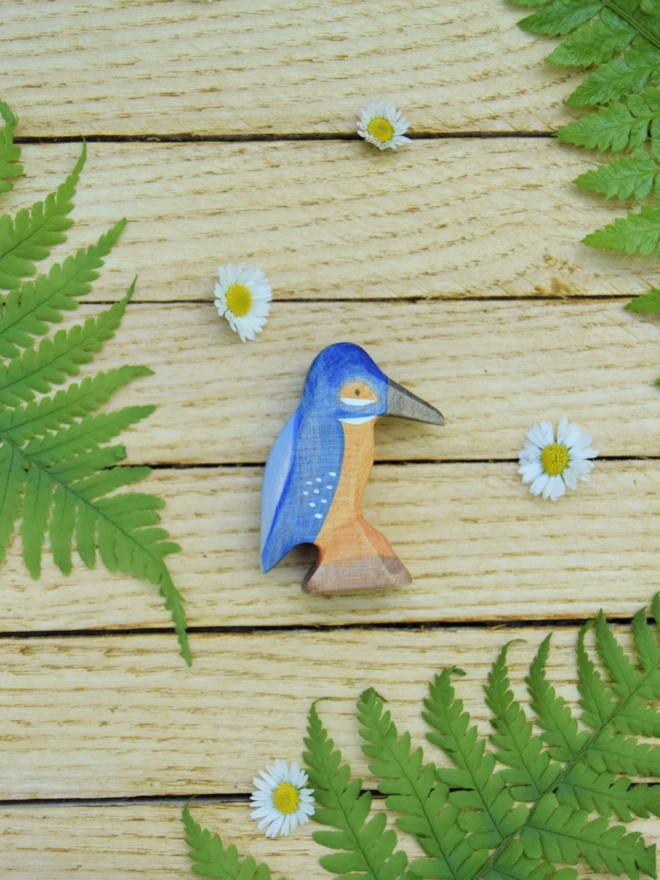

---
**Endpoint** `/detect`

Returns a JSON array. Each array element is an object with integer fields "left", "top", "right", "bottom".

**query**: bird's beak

[{"left": 386, "top": 379, "right": 444, "bottom": 425}]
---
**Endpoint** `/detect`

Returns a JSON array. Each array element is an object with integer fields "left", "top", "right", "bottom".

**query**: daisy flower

[
  {"left": 518, "top": 418, "right": 598, "bottom": 502},
  {"left": 250, "top": 760, "right": 315, "bottom": 838},
  {"left": 357, "top": 99, "right": 410, "bottom": 150},
  {"left": 214, "top": 263, "right": 272, "bottom": 342}
]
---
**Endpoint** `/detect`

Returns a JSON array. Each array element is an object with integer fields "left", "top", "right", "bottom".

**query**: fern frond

[
  {"left": 0, "top": 101, "right": 22, "bottom": 195},
  {"left": 0, "top": 366, "right": 153, "bottom": 445},
  {"left": 583, "top": 203, "right": 660, "bottom": 255},
  {"left": 567, "top": 41, "right": 660, "bottom": 108},
  {"left": 485, "top": 642, "right": 562, "bottom": 802},
  {"left": 0, "top": 218, "right": 127, "bottom": 358},
  {"left": 357, "top": 688, "right": 483, "bottom": 880},
  {"left": 182, "top": 805, "right": 285, "bottom": 880},
  {"left": 558, "top": 93, "right": 660, "bottom": 153},
  {"left": 526, "top": 636, "right": 589, "bottom": 763},
  {"left": 522, "top": 793, "right": 656, "bottom": 880},
  {"left": 423, "top": 668, "right": 529, "bottom": 850},
  {"left": 574, "top": 150, "right": 660, "bottom": 200},
  {"left": 303, "top": 701, "right": 409, "bottom": 880},
  {"left": 0, "top": 143, "right": 86, "bottom": 290},
  {"left": 559, "top": 762, "right": 660, "bottom": 821},
  {"left": 0, "top": 282, "right": 136, "bottom": 408},
  {"left": 506, "top": 0, "right": 660, "bottom": 323},
  {"left": 519, "top": 0, "right": 602, "bottom": 38},
  {"left": 547, "top": 9, "right": 636, "bottom": 66},
  {"left": 0, "top": 102, "right": 189, "bottom": 664},
  {"left": 0, "top": 442, "right": 28, "bottom": 559}
]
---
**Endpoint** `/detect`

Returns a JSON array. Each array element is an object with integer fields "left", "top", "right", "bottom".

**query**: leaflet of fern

[{"left": 0, "top": 99, "right": 191, "bottom": 665}]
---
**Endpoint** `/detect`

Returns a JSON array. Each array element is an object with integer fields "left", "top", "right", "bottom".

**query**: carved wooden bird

[{"left": 260, "top": 343, "right": 444, "bottom": 593}]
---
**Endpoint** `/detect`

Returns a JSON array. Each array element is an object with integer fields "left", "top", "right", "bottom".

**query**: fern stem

[
  {"left": 473, "top": 640, "right": 660, "bottom": 880},
  {"left": 600, "top": 0, "right": 660, "bottom": 52}
]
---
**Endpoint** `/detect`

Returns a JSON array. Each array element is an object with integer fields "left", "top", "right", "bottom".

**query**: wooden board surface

[
  {"left": 1, "top": 801, "right": 655, "bottom": 880},
  {"left": 3, "top": 0, "right": 659, "bottom": 877},
  {"left": 1, "top": 462, "right": 659, "bottom": 631},
  {"left": 42, "top": 300, "right": 660, "bottom": 466},
  {"left": 0, "top": 626, "right": 619, "bottom": 799},
  {"left": 5, "top": 141, "right": 658, "bottom": 303},
  {"left": 2, "top": 0, "right": 577, "bottom": 138}
]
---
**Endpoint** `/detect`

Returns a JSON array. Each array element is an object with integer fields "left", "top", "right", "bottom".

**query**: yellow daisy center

[
  {"left": 272, "top": 782, "right": 300, "bottom": 815},
  {"left": 367, "top": 117, "right": 395, "bottom": 143},
  {"left": 225, "top": 283, "right": 252, "bottom": 317},
  {"left": 541, "top": 443, "right": 569, "bottom": 476}
]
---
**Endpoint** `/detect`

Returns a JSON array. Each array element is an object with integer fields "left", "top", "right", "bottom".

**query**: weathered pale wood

[
  {"left": 2, "top": 462, "right": 659, "bottom": 631},
  {"left": 1, "top": 801, "right": 656, "bottom": 879},
  {"left": 0, "top": 626, "right": 648, "bottom": 798},
  {"left": 66, "top": 300, "right": 660, "bottom": 465},
  {"left": 6, "top": 141, "right": 658, "bottom": 302},
  {"left": 2, "top": 1, "right": 576, "bottom": 138}
]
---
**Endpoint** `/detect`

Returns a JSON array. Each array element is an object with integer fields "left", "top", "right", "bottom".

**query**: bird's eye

[{"left": 355, "top": 389, "right": 360, "bottom": 396}]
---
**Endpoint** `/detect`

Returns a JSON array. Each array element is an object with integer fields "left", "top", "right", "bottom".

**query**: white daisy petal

[
  {"left": 530, "top": 473, "right": 549, "bottom": 497},
  {"left": 519, "top": 419, "right": 597, "bottom": 502},
  {"left": 214, "top": 263, "right": 272, "bottom": 342},
  {"left": 357, "top": 99, "right": 410, "bottom": 150},
  {"left": 526, "top": 424, "right": 548, "bottom": 448},
  {"left": 249, "top": 759, "right": 315, "bottom": 838}
]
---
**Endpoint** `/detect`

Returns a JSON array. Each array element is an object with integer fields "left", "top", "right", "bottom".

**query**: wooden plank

[
  {"left": 2, "top": 1, "right": 576, "bottom": 138},
  {"left": 1, "top": 625, "right": 650, "bottom": 798},
  {"left": 58, "top": 300, "right": 660, "bottom": 465},
  {"left": 2, "top": 462, "right": 659, "bottom": 632},
  {"left": 1, "top": 801, "right": 656, "bottom": 879},
  {"left": 5, "top": 141, "right": 657, "bottom": 303}
]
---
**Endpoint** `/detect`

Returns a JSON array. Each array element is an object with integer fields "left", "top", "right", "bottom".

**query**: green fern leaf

[
  {"left": 526, "top": 636, "right": 589, "bottom": 762},
  {"left": 626, "top": 286, "right": 660, "bottom": 311},
  {"left": 484, "top": 642, "right": 562, "bottom": 802},
  {"left": 182, "top": 805, "right": 285, "bottom": 880},
  {"left": 0, "top": 218, "right": 127, "bottom": 358},
  {"left": 0, "top": 101, "right": 23, "bottom": 195},
  {"left": 574, "top": 150, "right": 660, "bottom": 200},
  {"left": 0, "top": 442, "right": 28, "bottom": 560},
  {"left": 547, "top": 10, "right": 636, "bottom": 66},
  {"left": 304, "top": 701, "right": 409, "bottom": 880},
  {"left": 567, "top": 41, "right": 660, "bottom": 107},
  {"left": 558, "top": 97, "right": 660, "bottom": 153},
  {"left": 0, "top": 367, "right": 153, "bottom": 446},
  {"left": 519, "top": 0, "right": 602, "bottom": 37},
  {"left": 631, "top": 601, "right": 660, "bottom": 674},
  {"left": 423, "top": 668, "right": 529, "bottom": 850},
  {"left": 0, "top": 143, "right": 86, "bottom": 290},
  {"left": 522, "top": 793, "right": 656, "bottom": 880},
  {"left": 587, "top": 727, "right": 660, "bottom": 776},
  {"left": 0, "top": 284, "right": 136, "bottom": 408},
  {"left": 0, "top": 99, "right": 190, "bottom": 664},
  {"left": 583, "top": 204, "right": 660, "bottom": 255},
  {"left": 357, "top": 688, "right": 484, "bottom": 880},
  {"left": 559, "top": 762, "right": 660, "bottom": 821}
]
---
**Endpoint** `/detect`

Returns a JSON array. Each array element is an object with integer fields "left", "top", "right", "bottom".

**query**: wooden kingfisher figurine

[{"left": 260, "top": 342, "right": 444, "bottom": 593}]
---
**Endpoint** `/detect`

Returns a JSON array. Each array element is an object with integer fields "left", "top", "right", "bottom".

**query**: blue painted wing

[{"left": 261, "top": 410, "right": 344, "bottom": 572}]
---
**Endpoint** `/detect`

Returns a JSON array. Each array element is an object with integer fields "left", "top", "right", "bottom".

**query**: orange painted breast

[{"left": 315, "top": 419, "right": 395, "bottom": 564}]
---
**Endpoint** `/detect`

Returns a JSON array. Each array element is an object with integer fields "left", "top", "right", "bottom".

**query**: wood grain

[
  {"left": 5, "top": 140, "right": 658, "bottom": 303},
  {"left": 2, "top": 462, "right": 659, "bottom": 632},
  {"left": 66, "top": 300, "right": 660, "bottom": 465},
  {"left": 2, "top": 0, "right": 577, "bottom": 138},
  {"left": 1, "top": 801, "right": 656, "bottom": 879},
  {"left": 0, "top": 625, "right": 649, "bottom": 799}
]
